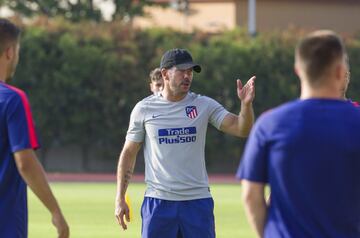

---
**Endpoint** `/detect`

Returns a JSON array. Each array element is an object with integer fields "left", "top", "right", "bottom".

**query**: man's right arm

[
  {"left": 14, "top": 149, "right": 69, "bottom": 238},
  {"left": 241, "top": 180, "right": 267, "bottom": 238},
  {"left": 115, "top": 140, "right": 142, "bottom": 230}
]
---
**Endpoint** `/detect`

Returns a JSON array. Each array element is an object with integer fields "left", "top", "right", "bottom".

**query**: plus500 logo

[{"left": 158, "top": 127, "right": 197, "bottom": 144}]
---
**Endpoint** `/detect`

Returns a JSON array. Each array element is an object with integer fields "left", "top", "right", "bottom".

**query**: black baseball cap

[{"left": 160, "top": 48, "right": 201, "bottom": 73}]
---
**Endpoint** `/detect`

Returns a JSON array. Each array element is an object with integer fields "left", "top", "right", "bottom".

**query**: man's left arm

[
  {"left": 241, "top": 180, "right": 267, "bottom": 238},
  {"left": 14, "top": 149, "right": 69, "bottom": 238},
  {"left": 220, "top": 76, "right": 256, "bottom": 137}
]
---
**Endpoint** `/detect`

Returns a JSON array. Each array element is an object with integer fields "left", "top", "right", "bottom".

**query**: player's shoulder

[
  {"left": 0, "top": 83, "right": 26, "bottom": 102},
  {"left": 257, "top": 100, "right": 299, "bottom": 124},
  {"left": 189, "top": 92, "right": 206, "bottom": 99},
  {"left": 347, "top": 100, "right": 360, "bottom": 119},
  {"left": 347, "top": 99, "right": 360, "bottom": 108},
  {"left": 259, "top": 101, "right": 287, "bottom": 116},
  {"left": 139, "top": 94, "right": 160, "bottom": 105},
  {"left": 188, "top": 92, "right": 216, "bottom": 103},
  {"left": 272, "top": 100, "right": 300, "bottom": 114},
  {"left": 132, "top": 94, "right": 160, "bottom": 113}
]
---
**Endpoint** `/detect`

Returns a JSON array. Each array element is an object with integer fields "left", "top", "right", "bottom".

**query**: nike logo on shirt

[{"left": 152, "top": 114, "right": 163, "bottom": 118}]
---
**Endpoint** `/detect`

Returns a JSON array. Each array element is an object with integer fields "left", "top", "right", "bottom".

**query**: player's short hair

[
  {"left": 296, "top": 30, "right": 345, "bottom": 84},
  {"left": 0, "top": 18, "right": 21, "bottom": 55},
  {"left": 149, "top": 68, "right": 162, "bottom": 82}
]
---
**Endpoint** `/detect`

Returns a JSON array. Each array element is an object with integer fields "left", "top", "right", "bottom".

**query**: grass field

[{"left": 28, "top": 183, "right": 256, "bottom": 238}]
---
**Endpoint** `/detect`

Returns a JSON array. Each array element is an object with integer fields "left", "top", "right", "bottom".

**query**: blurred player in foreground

[
  {"left": 237, "top": 30, "right": 360, "bottom": 238},
  {"left": 0, "top": 18, "right": 69, "bottom": 238}
]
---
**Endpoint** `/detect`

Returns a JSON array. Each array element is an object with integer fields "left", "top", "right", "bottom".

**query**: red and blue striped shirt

[{"left": 0, "top": 81, "right": 40, "bottom": 237}]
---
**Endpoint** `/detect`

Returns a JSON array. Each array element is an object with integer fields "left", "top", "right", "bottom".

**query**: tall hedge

[{"left": 13, "top": 21, "right": 360, "bottom": 172}]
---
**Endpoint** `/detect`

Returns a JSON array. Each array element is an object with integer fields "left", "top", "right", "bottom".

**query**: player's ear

[
  {"left": 294, "top": 59, "right": 302, "bottom": 78},
  {"left": 329, "top": 59, "right": 344, "bottom": 83},
  {"left": 5, "top": 45, "right": 14, "bottom": 60},
  {"left": 294, "top": 65, "right": 299, "bottom": 77},
  {"left": 161, "top": 68, "right": 168, "bottom": 81}
]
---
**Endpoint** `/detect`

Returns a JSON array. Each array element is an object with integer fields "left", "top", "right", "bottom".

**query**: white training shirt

[{"left": 126, "top": 92, "right": 229, "bottom": 201}]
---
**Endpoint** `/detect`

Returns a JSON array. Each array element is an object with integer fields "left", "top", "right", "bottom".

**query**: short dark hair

[
  {"left": 0, "top": 18, "right": 21, "bottom": 55},
  {"left": 149, "top": 68, "right": 162, "bottom": 82},
  {"left": 296, "top": 30, "right": 345, "bottom": 83}
]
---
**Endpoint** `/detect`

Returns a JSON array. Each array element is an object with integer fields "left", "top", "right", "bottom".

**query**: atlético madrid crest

[{"left": 185, "top": 106, "right": 198, "bottom": 119}]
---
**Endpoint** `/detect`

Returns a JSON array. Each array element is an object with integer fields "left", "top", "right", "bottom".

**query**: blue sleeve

[
  {"left": 236, "top": 116, "right": 269, "bottom": 183},
  {"left": 6, "top": 94, "right": 34, "bottom": 152}
]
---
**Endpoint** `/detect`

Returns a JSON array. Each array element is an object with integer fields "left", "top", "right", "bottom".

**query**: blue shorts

[{"left": 141, "top": 197, "right": 216, "bottom": 238}]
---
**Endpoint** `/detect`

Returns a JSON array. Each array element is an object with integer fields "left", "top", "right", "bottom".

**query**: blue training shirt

[
  {"left": 237, "top": 99, "right": 360, "bottom": 238},
  {"left": 0, "top": 82, "right": 40, "bottom": 237}
]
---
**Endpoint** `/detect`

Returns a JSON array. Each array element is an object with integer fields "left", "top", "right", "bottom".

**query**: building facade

[{"left": 133, "top": 0, "right": 360, "bottom": 34}]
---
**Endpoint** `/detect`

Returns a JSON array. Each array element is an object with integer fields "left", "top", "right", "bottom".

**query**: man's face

[
  {"left": 150, "top": 79, "right": 164, "bottom": 94},
  {"left": 166, "top": 66, "right": 193, "bottom": 95},
  {"left": 5, "top": 42, "right": 20, "bottom": 82}
]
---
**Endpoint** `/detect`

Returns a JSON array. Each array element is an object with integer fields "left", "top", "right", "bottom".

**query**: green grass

[{"left": 28, "top": 183, "right": 256, "bottom": 238}]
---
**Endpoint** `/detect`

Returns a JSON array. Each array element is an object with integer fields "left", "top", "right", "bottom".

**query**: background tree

[
  {"left": 2, "top": 0, "right": 102, "bottom": 22},
  {"left": 112, "top": 0, "right": 164, "bottom": 22},
  {"left": 1, "top": 0, "right": 167, "bottom": 22}
]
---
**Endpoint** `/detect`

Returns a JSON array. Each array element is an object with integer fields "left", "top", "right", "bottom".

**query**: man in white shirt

[{"left": 115, "top": 48, "right": 255, "bottom": 238}]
